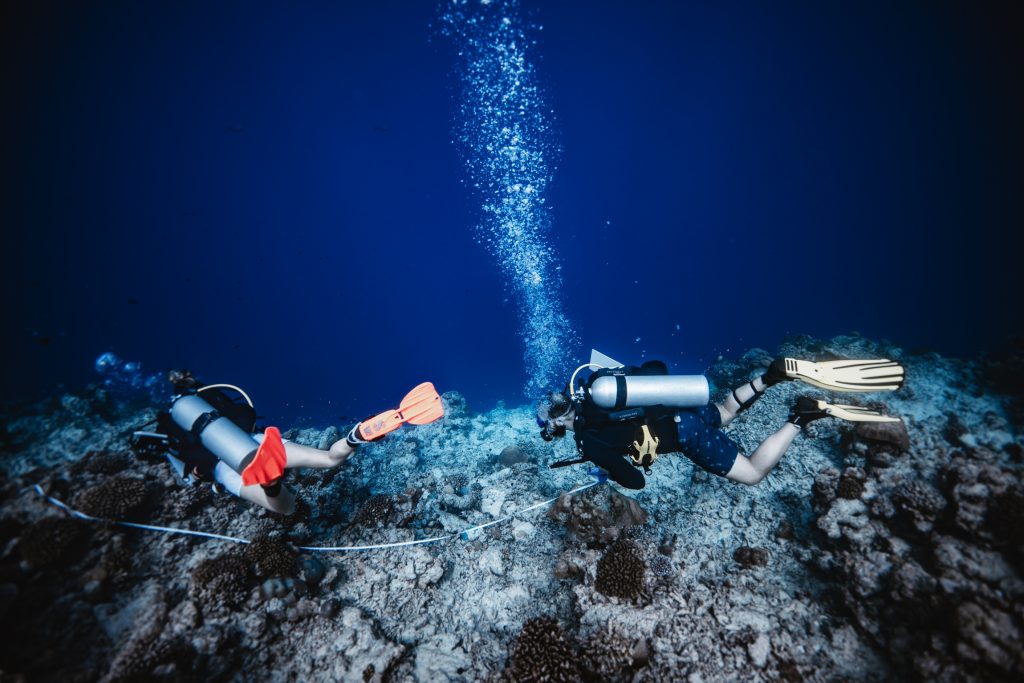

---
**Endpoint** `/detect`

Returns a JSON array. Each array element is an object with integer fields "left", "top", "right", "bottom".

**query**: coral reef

[
  {"left": 812, "top": 446, "right": 1024, "bottom": 680},
  {"left": 351, "top": 494, "right": 395, "bottom": 528},
  {"left": 190, "top": 552, "right": 251, "bottom": 610},
  {"left": 74, "top": 475, "right": 149, "bottom": 520},
  {"left": 733, "top": 546, "right": 769, "bottom": 568},
  {"left": 246, "top": 535, "right": 297, "bottom": 579},
  {"left": 595, "top": 540, "right": 645, "bottom": 599},
  {"left": 580, "top": 621, "right": 641, "bottom": 682},
  {"left": 83, "top": 449, "right": 132, "bottom": 475},
  {"left": 547, "top": 485, "right": 648, "bottom": 547},
  {"left": 18, "top": 516, "right": 88, "bottom": 567},
  {"left": 503, "top": 617, "right": 581, "bottom": 682},
  {"left": 0, "top": 334, "right": 1021, "bottom": 681}
]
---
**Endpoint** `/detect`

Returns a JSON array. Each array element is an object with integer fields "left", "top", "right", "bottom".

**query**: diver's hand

[{"left": 587, "top": 467, "right": 609, "bottom": 484}]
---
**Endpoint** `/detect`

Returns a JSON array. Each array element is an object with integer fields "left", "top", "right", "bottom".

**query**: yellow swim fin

[{"left": 784, "top": 358, "right": 905, "bottom": 392}]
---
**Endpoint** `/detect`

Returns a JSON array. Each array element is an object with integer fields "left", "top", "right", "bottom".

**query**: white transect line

[{"left": 31, "top": 481, "right": 601, "bottom": 552}]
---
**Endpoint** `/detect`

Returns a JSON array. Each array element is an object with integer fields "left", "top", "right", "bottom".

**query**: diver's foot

[
  {"left": 762, "top": 358, "right": 793, "bottom": 387},
  {"left": 787, "top": 396, "right": 829, "bottom": 428},
  {"left": 345, "top": 423, "right": 369, "bottom": 447}
]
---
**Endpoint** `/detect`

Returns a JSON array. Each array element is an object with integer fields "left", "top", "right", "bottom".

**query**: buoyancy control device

[
  {"left": 548, "top": 351, "right": 709, "bottom": 473},
  {"left": 131, "top": 375, "right": 285, "bottom": 492},
  {"left": 170, "top": 392, "right": 260, "bottom": 473}
]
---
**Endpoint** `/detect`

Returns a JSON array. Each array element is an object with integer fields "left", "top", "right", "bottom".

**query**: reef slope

[{"left": 0, "top": 335, "right": 1021, "bottom": 682}]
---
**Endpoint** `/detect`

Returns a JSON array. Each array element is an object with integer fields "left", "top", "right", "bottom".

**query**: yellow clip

[{"left": 629, "top": 424, "right": 660, "bottom": 468}]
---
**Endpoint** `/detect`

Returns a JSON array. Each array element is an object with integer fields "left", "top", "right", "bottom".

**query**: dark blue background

[{"left": 4, "top": 1, "right": 1021, "bottom": 425}]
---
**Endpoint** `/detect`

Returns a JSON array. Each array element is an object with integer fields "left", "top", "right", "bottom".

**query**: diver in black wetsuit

[{"left": 537, "top": 358, "right": 862, "bottom": 489}]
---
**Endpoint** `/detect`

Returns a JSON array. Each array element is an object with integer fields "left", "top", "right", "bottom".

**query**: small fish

[{"left": 127, "top": 298, "right": 139, "bottom": 305}]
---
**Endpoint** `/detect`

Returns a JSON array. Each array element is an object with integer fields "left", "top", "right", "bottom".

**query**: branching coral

[
  {"left": 595, "top": 540, "right": 645, "bottom": 599},
  {"left": 245, "top": 535, "right": 297, "bottom": 579},
  {"left": 351, "top": 494, "right": 394, "bottom": 528},
  {"left": 190, "top": 553, "right": 251, "bottom": 609},
  {"left": 104, "top": 634, "right": 186, "bottom": 683},
  {"left": 504, "top": 617, "right": 581, "bottom": 683},
  {"left": 19, "top": 517, "right": 87, "bottom": 567},
  {"left": 74, "top": 476, "right": 148, "bottom": 520},
  {"left": 580, "top": 622, "right": 638, "bottom": 682},
  {"left": 83, "top": 450, "right": 131, "bottom": 475}
]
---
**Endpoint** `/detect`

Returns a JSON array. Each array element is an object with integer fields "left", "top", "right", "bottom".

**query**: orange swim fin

[
  {"left": 241, "top": 426, "right": 287, "bottom": 487},
  {"left": 356, "top": 382, "right": 444, "bottom": 441}
]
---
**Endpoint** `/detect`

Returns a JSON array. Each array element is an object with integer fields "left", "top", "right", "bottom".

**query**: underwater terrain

[
  {"left": 0, "top": 334, "right": 1021, "bottom": 682},
  {"left": 4, "top": 1, "right": 1023, "bottom": 681}
]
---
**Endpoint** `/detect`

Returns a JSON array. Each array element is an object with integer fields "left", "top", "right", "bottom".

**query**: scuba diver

[
  {"left": 537, "top": 351, "right": 904, "bottom": 489},
  {"left": 132, "top": 370, "right": 444, "bottom": 514}
]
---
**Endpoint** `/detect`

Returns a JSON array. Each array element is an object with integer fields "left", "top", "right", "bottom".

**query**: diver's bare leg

[
  {"left": 238, "top": 482, "right": 296, "bottom": 515},
  {"left": 724, "top": 423, "right": 800, "bottom": 485},
  {"left": 717, "top": 377, "right": 768, "bottom": 427},
  {"left": 214, "top": 461, "right": 297, "bottom": 514},
  {"left": 281, "top": 440, "right": 356, "bottom": 469}
]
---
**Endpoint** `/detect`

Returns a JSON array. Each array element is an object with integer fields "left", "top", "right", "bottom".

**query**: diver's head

[
  {"left": 167, "top": 368, "right": 198, "bottom": 393},
  {"left": 536, "top": 391, "right": 575, "bottom": 441}
]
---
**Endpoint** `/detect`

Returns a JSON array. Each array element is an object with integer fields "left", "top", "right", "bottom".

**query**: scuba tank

[
  {"left": 169, "top": 392, "right": 260, "bottom": 473},
  {"left": 588, "top": 372, "right": 709, "bottom": 410},
  {"left": 569, "top": 352, "right": 709, "bottom": 411}
]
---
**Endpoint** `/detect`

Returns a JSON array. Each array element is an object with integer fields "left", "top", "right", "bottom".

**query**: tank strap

[
  {"left": 614, "top": 374, "right": 628, "bottom": 410},
  {"left": 190, "top": 409, "right": 222, "bottom": 436}
]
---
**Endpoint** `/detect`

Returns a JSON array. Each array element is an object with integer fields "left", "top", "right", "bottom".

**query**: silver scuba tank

[
  {"left": 170, "top": 393, "right": 258, "bottom": 473},
  {"left": 588, "top": 373, "right": 709, "bottom": 410}
]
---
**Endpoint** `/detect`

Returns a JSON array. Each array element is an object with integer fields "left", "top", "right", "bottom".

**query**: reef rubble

[{"left": 0, "top": 334, "right": 1021, "bottom": 681}]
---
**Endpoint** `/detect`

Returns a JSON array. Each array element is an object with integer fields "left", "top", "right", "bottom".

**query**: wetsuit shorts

[{"left": 676, "top": 404, "right": 739, "bottom": 477}]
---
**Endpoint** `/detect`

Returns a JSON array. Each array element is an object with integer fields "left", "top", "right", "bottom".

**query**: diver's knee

[{"left": 724, "top": 458, "right": 764, "bottom": 486}]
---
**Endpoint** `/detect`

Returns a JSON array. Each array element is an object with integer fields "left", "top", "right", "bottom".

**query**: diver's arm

[{"left": 585, "top": 441, "right": 646, "bottom": 489}]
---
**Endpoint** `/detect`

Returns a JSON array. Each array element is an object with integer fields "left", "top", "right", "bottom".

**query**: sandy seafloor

[{"left": 0, "top": 334, "right": 1022, "bottom": 682}]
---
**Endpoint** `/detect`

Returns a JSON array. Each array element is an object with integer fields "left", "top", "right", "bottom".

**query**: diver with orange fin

[{"left": 132, "top": 371, "right": 445, "bottom": 514}]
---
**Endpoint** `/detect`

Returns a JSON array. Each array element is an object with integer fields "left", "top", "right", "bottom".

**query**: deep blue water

[{"left": 4, "top": 1, "right": 1022, "bottom": 426}]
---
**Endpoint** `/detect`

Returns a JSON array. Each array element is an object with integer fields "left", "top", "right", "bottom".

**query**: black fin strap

[{"left": 735, "top": 381, "right": 764, "bottom": 414}]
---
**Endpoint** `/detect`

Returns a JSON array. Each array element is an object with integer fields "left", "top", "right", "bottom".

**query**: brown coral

[
  {"left": 595, "top": 540, "right": 645, "bottom": 599},
  {"left": 19, "top": 517, "right": 87, "bottom": 568},
  {"left": 988, "top": 488, "right": 1024, "bottom": 547},
  {"left": 163, "top": 484, "right": 212, "bottom": 520},
  {"left": 83, "top": 450, "right": 131, "bottom": 475},
  {"left": 245, "top": 535, "right": 297, "bottom": 578},
  {"left": 580, "top": 622, "right": 638, "bottom": 681},
  {"left": 74, "top": 476, "right": 148, "bottom": 521},
  {"left": 505, "top": 617, "right": 581, "bottom": 683},
  {"left": 190, "top": 552, "right": 251, "bottom": 609},
  {"left": 893, "top": 480, "right": 947, "bottom": 534},
  {"left": 351, "top": 494, "right": 394, "bottom": 528},
  {"left": 835, "top": 466, "right": 868, "bottom": 499},
  {"left": 733, "top": 546, "right": 769, "bottom": 568},
  {"left": 548, "top": 488, "right": 648, "bottom": 547},
  {"left": 104, "top": 634, "right": 186, "bottom": 683},
  {"left": 100, "top": 547, "right": 133, "bottom": 587}
]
